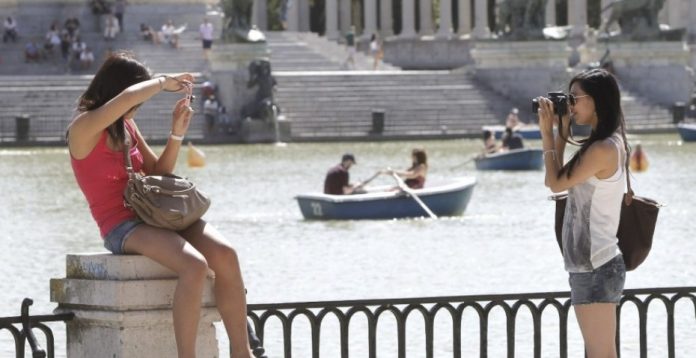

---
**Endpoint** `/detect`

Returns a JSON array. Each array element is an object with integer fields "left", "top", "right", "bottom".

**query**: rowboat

[
  {"left": 677, "top": 123, "right": 696, "bottom": 142},
  {"left": 474, "top": 148, "right": 544, "bottom": 171},
  {"left": 295, "top": 177, "right": 476, "bottom": 220},
  {"left": 482, "top": 125, "right": 541, "bottom": 140}
]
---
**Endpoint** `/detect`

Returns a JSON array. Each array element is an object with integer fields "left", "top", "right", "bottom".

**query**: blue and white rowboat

[
  {"left": 474, "top": 148, "right": 544, "bottom": 171},
  {"left": 295, "top": 177, "right": 476, "bottom": 220},
  {"left": 677, "top": 123, "right": 696, "bottom": 142}
]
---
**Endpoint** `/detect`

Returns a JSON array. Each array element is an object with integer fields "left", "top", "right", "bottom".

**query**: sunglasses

[{"left": 568, "top": 94, "right": 590, "bottom": 106}]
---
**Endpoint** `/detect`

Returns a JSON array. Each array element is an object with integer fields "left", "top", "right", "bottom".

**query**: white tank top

[{"left": 562, "top": 134, "right": 626, "bottom": 273}]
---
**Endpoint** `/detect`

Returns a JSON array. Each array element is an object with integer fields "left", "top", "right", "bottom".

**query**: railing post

[{"left": 50, "top": 253, "right": 220, "bottom": 357}]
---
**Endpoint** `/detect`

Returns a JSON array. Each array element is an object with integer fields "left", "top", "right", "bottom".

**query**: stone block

[{"left": 51, "top": 253, "right": 222, "bottom": 358}]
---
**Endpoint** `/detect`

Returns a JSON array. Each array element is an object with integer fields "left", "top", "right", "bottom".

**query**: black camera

[{"left": 532, "top": 91, "right": 568, "bottom": 117}]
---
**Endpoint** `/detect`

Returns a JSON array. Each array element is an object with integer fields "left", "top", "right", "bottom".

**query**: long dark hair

[
  {"left": 558, "top": 69, "right": 626, "bottom": 178},
  {"left": 410, "top": 148, "right": 427, "bottom": 170},
  {"left": 77, "top": 51, "right": 151, "bottom": 144}
]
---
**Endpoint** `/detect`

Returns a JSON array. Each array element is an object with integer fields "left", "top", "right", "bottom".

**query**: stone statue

[
  {"left": 600, "top": 0, "right": 666, "bottom": 40},
  {"left": 496, "top": 0, "right": 547, "bottom": 40},
  {"left": 242, "top": 59, "right": 280, "bottom": 123},
  {"left": 221, "top": 0, "right": 255, "bottom": 42}
]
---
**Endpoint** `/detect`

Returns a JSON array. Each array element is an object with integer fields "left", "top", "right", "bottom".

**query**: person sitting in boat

[
  {"left": 505, "top": 107, "right": 525, "bottom": 130},
  {"left": 324, "top": 153, "right": 360, "bottom": 195},
  {"left": 382, "top": 148, "right": 428, "bottom": 189},
  {"left": 482, "top": 129, "right": 499, "bottom": 154},
  {"left": 501, "top": 126, "right": 524, "bottom": 151}
]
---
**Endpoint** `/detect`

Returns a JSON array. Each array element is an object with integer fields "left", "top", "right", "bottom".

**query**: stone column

[
  {"left": 600, "top": 0, "right": 611, "bottom": 25},
  {"left": 457, "top": 0, "right": 471, "bottom": 36},
  {"left": 287, "top": 0, "right": 300, "bottom": 31},
  {"left": 545, "top": 0, "right": 556, "bottom": 26},
  {"left": 437, "top": 0, "right": 453, "bottom": 37},
  {"left": 51, "top": 254, "right": 220, "bottom": 358},
  {"left": 401, "top": 0, "right": 417, "bottom": 37},
  {"left": 472, "top": 0, "right": 489, "bottom": 39},
  {"left": 568, "top": 0, "right": 587, "bottom": 38},
  {"left": 252, "top": 0, "right": 268, "bottom": 30},
  {"left": 299, "top": 0, "right": 311, "bottom": 31},
  {"left": 687, "top": 0, "right": 696, "bottom": 42},
  {"left": 326, "top": 0, "right": 339, "bottom": 39},
  {"left": 364, "top": 0, "right": 378, "bottom": 38},
  {"left": 664, "top": 0, "right": 682, "bottom": 30},
  {"left": 419, "top": 0, "right": 434, "bottom": 35},
  {"left": 380, "top": 0, "right": 394, "bottom": 37},
  {"left": 339, "top": 0, "right": 352, "bottom": 35}
]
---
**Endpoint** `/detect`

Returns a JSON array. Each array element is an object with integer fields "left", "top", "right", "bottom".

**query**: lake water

[{"left": 1, "top": 134, "right": 694, "bottom": 357}]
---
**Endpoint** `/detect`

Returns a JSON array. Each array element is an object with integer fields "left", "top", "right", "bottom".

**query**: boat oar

[
  {"left": 450, "top": 155, "right": 478, "bottom": 170},
  {"left": 391, "top": 172, "right": 437, "bottom": 219},
  {"left": 353, "top": 171, "right": 381, "bottom": 191}
]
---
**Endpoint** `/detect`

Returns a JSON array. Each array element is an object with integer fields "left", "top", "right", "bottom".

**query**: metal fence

[
  {"left": 0, "top": 298, "right": 74, "bottom": 358},
  {"left": 246, "top": 286, "right": 696, "bottom": 358},
  {"left": 3, "top": 287, "right": 695, "bottom": 357}
]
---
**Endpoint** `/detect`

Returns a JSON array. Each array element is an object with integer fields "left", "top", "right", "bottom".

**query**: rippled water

[{"left": 1, "top": 135, "right": 694, "bottom": 357}]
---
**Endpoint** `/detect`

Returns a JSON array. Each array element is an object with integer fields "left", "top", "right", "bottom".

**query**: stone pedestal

[
  {"left": 589, "top": 41, "right": 694, "bottom": 105},
  {"left": 50, "top": 253, "right": 220, "bottom": 358},
  {"left": 471, "top": 41, "right": 572, "bottom": 118},
  {"left": 240, "top": 116, "right": 291, "bottom": 143},
  {"left": 208, "top": 43, "right": 271, "bottom": 128}
]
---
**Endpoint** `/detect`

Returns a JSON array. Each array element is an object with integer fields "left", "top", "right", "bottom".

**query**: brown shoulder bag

[
  {"left": 552, "top": 133, "right": 660, "bottom": 271},
  {"left": 122, "top": 127, "right": 211, "bottom": 231}
]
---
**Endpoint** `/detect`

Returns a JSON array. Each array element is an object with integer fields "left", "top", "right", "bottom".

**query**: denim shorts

[
  {"left": 103, "top": 219, "right": 142, "bottom": 255},
  {"left": 568, "top": 255, "right": 626, "bottom": 305}
]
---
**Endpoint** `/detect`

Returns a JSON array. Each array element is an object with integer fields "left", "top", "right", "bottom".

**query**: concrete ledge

[
  {"left": 50, "top": 277, "right": 217, "bottom": 310},
  {"left": 66, "top": 253, "right": 178, "bottom": 280}
]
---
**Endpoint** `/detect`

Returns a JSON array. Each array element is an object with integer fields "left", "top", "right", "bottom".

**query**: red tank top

[{"left": 71, "top": 121, "right": 144, "bottom": 238}]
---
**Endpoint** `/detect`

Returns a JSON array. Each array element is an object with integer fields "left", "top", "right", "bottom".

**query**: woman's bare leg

[
  {"left": 123, "top": 225, "right": 209, "bottom": 358},
  {"left": 179, "top": 220, "right": 253, "bottom": 358},
  {"left": 574, "top": 303, "right": 618, "bottom": 358}
]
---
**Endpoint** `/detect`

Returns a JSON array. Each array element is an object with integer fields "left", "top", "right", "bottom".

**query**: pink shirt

[{"left": 71, "top": 121, "right": 144, "bottom": 237}]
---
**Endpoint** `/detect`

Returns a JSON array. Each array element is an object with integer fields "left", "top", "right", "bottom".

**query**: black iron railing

[
  {"left": 247, "top": 286, "right": 696, "bottom": 358},
  {"left": 0, "top": 298, "right": 74, "bottom": 358}
]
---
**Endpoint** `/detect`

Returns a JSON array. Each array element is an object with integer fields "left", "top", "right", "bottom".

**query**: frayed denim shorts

[
  {"left": 103, "top": 219, "right": 142, "bottom": 255},
  {"left": 569, "top": 255, "right": 626, "bottom": 305}
]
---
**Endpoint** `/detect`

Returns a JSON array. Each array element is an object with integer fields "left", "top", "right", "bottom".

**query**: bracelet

[
  {"left": 543, "top": 149, "right": 556, "bottom": 160},
  {"left": 169, "top": 132, "right": 184, "bottom": 141}
]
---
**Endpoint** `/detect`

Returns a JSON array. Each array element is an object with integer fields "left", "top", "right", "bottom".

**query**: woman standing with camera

[
  {"left": 537, "top": 69, "right": 627, "bottom": 358},
  {"left": 67, "top": 52, "right": 255, "bottom": 358}
]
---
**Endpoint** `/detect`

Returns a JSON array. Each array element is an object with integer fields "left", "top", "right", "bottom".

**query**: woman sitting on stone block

[{"left": 66, "top": 52, "right": 256, "bottom": 358}]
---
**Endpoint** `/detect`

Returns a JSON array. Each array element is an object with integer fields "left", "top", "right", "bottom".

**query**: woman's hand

[
  {"left": 162, "top": 73, "right": 194, "bottom": 93},
  {"left": 171, "top": 97, "right": 194, "bottom": 136},
  {"left": 536, "top": 97, "right": 560, "bottom": 137}
]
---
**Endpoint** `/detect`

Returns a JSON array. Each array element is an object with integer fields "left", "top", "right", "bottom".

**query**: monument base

[
  {"left": 584, "top": 41, "right": 694, "bottom": 105},
  {"left": 471, "top": 41, "right": 573, "bottom": 120},
  {"left": 240, "top": 116, "right": 291, "bottom": 143}
]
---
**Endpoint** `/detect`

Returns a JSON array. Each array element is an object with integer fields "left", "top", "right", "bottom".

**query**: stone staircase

[
  {"left": 265, "top": 31, "right": 398, "bottom": 72},
  {"left": 620, "top": 89, "right": 674, "bottom": 132},
  {"left": 0, "top": 75, "right": 207, "bottom": 143},
  {"left": 275, "top": 70, "right": 515, "bottom": 140}
]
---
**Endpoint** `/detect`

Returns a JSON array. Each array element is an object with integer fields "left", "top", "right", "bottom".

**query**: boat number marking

[{"left": 310, "top": 202, "right": 323, "bottom": 217}]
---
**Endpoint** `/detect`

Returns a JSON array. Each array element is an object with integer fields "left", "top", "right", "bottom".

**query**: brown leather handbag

[
  {"left": 552, "top": 134, "right": 660, "bottom": 271},
  {"left": 121, "top": 132, "right": 210, "bottom": 231}
]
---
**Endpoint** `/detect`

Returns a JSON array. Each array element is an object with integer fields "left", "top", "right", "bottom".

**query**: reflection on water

[{"left": 1, "top": 135, "right": 694, "bottom": 356}]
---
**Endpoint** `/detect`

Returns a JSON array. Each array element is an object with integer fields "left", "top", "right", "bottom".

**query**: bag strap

[
  {"left": 121, "top": 120, "right": 135, "bottom": 176},
  {"left": 618, "top": 126, "right": 634, "bottom": 205}
]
